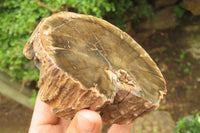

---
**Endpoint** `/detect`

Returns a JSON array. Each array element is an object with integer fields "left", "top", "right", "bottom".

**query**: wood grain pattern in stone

[{"left": 23, "top": 12, "right": 166, "bottom": 124}]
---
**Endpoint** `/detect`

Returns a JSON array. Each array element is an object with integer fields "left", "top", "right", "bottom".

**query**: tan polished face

[{"left": 40, "top": 12, "right": 165, "bottom": 103}]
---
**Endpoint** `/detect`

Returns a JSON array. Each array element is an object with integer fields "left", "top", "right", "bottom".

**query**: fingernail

[{"left": 77, "top": 112, "right": 95, "bottom": 133}]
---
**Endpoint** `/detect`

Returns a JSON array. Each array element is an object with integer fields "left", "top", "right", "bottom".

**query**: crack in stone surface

[{"left": 23, "top": 12, "right": 166, "bottom": 124}]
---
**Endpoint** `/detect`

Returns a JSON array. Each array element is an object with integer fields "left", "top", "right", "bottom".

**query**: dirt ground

[
  {"left": 136, "top": 16, "right": 200, "bottom": 121},
  {"left": 0, "top": 15, "right": 200, "bottom": 133},
  {"left": 0, "top": 93, "right": 32, "bottom": 133}
]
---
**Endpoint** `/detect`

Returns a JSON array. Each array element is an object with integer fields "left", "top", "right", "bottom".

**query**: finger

[
  {"left": 67, "top": 110, "right": 103, "bottom": 133},
  {"left": 29, "top": 95, "right": 73, "bottom": 133},
  {"left": 58, "top": 118, "right": 71, "bottom": 131},
  {"left": 108, "top": 123, "right": 133, "bottom": 133},
  {"left": 30, "top": 95, "right": 59, "bottom": 126}
]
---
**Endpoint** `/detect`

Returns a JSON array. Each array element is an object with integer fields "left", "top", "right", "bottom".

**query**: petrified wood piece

[{"left": 23, "top": 12, "right": 166, "bottom": 124}]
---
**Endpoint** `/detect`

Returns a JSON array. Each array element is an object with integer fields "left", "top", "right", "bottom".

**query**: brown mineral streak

[{"left": 23, "top": 12, "right": 166, "bottom": 124}]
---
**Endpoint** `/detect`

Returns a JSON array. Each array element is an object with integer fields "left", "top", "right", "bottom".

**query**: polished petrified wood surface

[{"left": 23, "top": 12, "right": 166, "bottom": 124}]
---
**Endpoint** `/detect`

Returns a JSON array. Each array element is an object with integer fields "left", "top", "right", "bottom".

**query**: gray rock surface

[
  {"left": 132, "top": 111, "right": 176, "bottom": 133},
  {"left": 138, "top": 6, "right": 179, "bottom": 31}
]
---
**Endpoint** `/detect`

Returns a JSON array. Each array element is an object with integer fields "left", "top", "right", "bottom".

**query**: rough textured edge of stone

[{"left": 23, "top": 12, "right": 166, "bottom": 124}]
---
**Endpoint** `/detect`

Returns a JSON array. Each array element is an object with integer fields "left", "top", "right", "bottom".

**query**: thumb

[{"left": 66, "top": 110, "right": 103, "bottom": 133}]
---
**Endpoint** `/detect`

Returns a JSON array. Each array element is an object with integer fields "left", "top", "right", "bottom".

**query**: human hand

[{"left": 29, "top": 96, "right": 133, "bottom": 133}]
